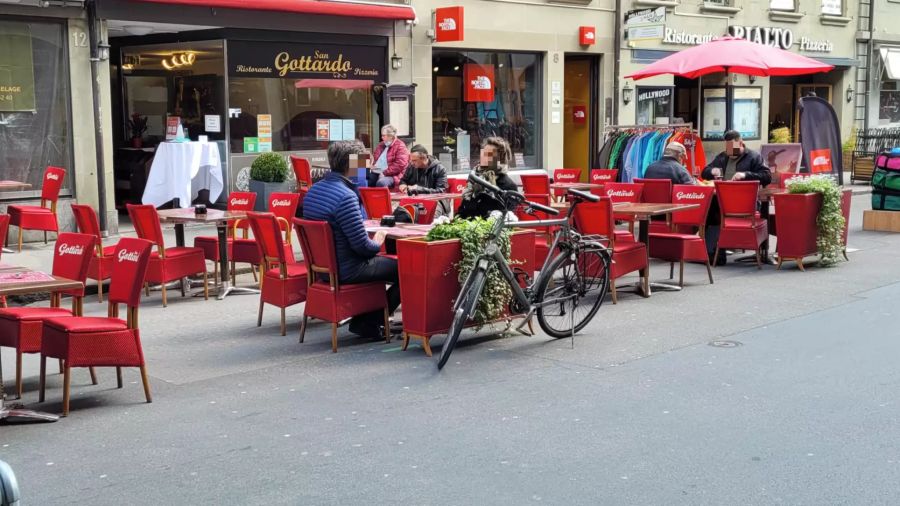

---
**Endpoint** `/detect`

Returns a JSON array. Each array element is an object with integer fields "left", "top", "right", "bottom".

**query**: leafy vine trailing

[
  {"left": 425, "top": 217, "right": 512, "bottom": 324},
  {"left": 785, "top": 175, "right": 845, "bottom": 266}
]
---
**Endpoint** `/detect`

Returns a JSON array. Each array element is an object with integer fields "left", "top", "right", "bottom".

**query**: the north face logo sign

[
  {"left": 118, "top": 250, "right": 140, "bottom": 262},
  {"left": 57, "top": 243, "right": 84, "bottom": 256},
  {"left": 438, "top": 18, "right": 456, "bottom": 31},
  {"left": 470, "top": 76, "right": 491, "bottom": 90}
]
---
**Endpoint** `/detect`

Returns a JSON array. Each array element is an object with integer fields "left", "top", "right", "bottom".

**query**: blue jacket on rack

[{"left": 302, "top": 171, "right": 382, "bottom": 282}]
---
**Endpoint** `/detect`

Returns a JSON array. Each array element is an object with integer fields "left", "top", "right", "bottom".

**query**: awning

[
  {"left": 881, "top": 48, "right": 900, "bottom": 80},
  {"left": 133, "top": 0, "right": 416, "bottom": 20}
]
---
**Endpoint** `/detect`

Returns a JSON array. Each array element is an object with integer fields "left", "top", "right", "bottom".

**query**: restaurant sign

[
  {"left": 0, "top": 22, "right": 36, "bottom": 112},
  {"left": 227, "top": 41, "right": 385, "bottom": 81},
  {"left": 661, "top": 25, "right": 834, "bottom": 53}
]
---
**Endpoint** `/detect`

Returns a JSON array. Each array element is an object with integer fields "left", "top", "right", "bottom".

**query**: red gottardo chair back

[
  {"left": 572, "top": 197, "right": 647, "bottom": 304},
  {"left": 648, "top": 185, "right": 715, "bottom": 288},
  {"left": 520, "top": 174, "right": 551, "bottom": 196},
  {"left": 8, "top": 166, "right": 66, "bottom": 251},
  {"left": 294, "top": 218, "right": 389, "bottom": 352},
  {"left": 290, "top": 155, "right": 313, "bottom": 205},
  {"left": 72, "top": 204, "right": 116, "bottom": 302},
  {"left": 127, "top": 204, "right": 208, "bottom": 306},
  {"left": 194, "top": 191, "right": 257, "bottom": 285},
  {"left": 516, "top": 193, "right": 556, "bottom": 268},
  {"left": 590, "top": 169, "right": 618, "bottom": 184},
  {"left": 39, "top": 238, "right": 154, "bottom": 416},
  {"left": 398, "top": 197, "right": 438, "bottom": 224},
  {"left": 714, "top": 181, "right": 768, "bottom": 269},
  {"left": 247, "top": 212, "right": 308, "bottom": 336},
  {"left": 0, "top": 232, "right": 96, "bottom": 399},
  {"left": 359, "top": 187, "right": 393, "bottom": 220},
  {"left": 634, "top": 178, "right": 673, "bottom": 234}
]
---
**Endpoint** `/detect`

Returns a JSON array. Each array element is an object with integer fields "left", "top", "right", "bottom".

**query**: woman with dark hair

[{"left": 457, "top": 136, "right": 519, "bottom": 219}]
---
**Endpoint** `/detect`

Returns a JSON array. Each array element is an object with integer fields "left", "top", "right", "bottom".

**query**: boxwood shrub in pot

[{"left": 249, "top": 153, "right": 290, "bottom": 211}]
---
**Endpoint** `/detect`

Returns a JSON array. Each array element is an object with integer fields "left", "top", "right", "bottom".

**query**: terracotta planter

[
  {"left": 773, "top": 192, "right": 822, "bottom": 270},
  {"left": 396, "top": 229, "right": 535, "bottom": 355}
]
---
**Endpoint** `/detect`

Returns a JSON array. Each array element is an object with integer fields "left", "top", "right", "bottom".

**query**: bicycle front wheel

[
  {"left": 535, "top": 247, "right": 610, "bottom": 338},
  {"left": 437, "top": 269, "right": 488, "bottom": 370}
]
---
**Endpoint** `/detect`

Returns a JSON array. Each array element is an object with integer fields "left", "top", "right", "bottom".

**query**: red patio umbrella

[{"left": 625, "top": 36, "right": 833, "bottom": 80}]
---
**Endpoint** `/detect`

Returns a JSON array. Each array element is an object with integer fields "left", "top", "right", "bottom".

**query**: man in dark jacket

[
  {"left": 644, "top": 141, "right": 694, "bottom": 184},
  {"left": 400, "top": 145, "right": 450, "bottom": 217},
  {"left": 302, "top": 140, "right": 399, "bottom": 338},
  {"left": 701, "top": 130, "right": 772, "bottom": 186}
]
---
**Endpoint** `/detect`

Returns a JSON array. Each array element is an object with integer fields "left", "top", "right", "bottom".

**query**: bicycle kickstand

[{"left": 513, "top": 309, "right": 537, "bottom": 336}]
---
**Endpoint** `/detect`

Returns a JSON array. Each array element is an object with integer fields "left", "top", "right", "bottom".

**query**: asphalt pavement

[{"left": 3, "top": 192, "right": 900, "bottom": 505}]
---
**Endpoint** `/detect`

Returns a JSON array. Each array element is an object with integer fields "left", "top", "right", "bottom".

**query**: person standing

[
  {"left": 370, "top": 124, "right": 410, "bottom": 189},
  {"left": 400, "top": 145, "right": 450, "bottom": 217},
  {"left": 644, "top": 141, "right": 695, "bottom": 185}
]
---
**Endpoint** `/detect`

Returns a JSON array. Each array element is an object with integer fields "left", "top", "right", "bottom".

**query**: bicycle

[{"left": 437, "top": 172, "right": 612, "bottom": 369}]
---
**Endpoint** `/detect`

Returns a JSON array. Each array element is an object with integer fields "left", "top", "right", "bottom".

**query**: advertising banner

[{"left": 799, "top": 96, "right": 843, "bottom": 184}]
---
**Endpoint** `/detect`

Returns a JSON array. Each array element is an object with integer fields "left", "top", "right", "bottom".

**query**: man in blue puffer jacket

[{"left": 303, "top": 140, "right": 400, "bottom": 338}]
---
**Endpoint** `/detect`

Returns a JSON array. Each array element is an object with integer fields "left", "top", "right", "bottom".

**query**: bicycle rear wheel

[
  {"left": 437, "top": 269, "right": 488, "bottom": 370},
  {"left": 535, "top": 247, "right": 610, "bottom": 338}
]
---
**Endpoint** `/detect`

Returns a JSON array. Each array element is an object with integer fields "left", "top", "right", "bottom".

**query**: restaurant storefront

[{"left": 619, "top": 2, "right": 858, "bottom": 159}]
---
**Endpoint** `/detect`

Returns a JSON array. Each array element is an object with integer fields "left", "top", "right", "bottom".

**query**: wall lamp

[
  {"left": 846, "top": 85, "right": 854, "bottom": 103},
  {"left": 622, "top": 82, "right": 633, "bottom": 105}
]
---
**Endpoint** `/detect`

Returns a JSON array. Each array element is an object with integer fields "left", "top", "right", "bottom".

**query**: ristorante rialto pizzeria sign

[
  {"left": 227, "top": 40, "right": 385, "bottom": 80},
  {"left": 663, "top": 25, "right": 833, "bottom": 53}
]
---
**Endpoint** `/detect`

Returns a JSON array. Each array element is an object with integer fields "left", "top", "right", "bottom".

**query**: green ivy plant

[
  {"left": 785, "top": 175, "right": 845, "bottom": 266},
  {"left": 250, "top": 152, "right": 288, "bottom": 183},
  {"left": 426, "top": 217, "right": 512, "bottom": 325}
]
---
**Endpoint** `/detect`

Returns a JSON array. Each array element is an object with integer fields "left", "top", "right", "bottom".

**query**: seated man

[
  {"left": 399, "top": 145, "right": 450, "bottom": 217},
  {"left": 302, "top": 140, "right": 400, "bottom": 338},
  {"left": 644, "top": 141, "right": 695, "bottom": 185}
]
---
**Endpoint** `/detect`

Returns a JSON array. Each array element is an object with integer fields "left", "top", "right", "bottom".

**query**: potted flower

[
  {"left": 249, "top": 153, "right": 290, "bottom": 211},
  {"left": 128, "top": 113, "right": 148, "bottom": 148},
  {"left": 776, "top": 175, "right": 846, "bottom": 269}
]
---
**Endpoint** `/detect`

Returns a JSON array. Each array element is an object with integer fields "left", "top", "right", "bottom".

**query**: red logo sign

[
  {"left": 435, "top": 6, "right": 464, "bottom": 42},
  {"left": 573, "top": 105, "right": 587, "bottom": 124},
  {"left": 810, "top": 148, "right": 833, "bottom": 174},
  {"left": 464, "top": 64, "right": 494, "bottom": 103},
  {"left": 579, "top": 26, "right": 596, "bottom": 46}
]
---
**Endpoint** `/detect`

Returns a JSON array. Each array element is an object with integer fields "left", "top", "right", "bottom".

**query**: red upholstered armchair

[
  {"left": 604, "top": 182, "right": 644, "bottom": 241},
  {"left": 39, "top": 237, "right": 154, "bottom": 416},
  {"left": 290, "top": 155, "right": 313, "bottom": 206},
  {"left": 360, "top": 187, "right": 393, "bottom": 220},
  {"left": 8, "top": 166, "right": 66, "bottom": 251},
  {"left": 634, "top": 178, "right": 673, "bottom": 234},
  {"left": 572, "top": 197, "right": 648, "bottom": 304},
  {"left": 520, "top": 174, "right": 551, "bottom": 196},
  {"left": 193, "top": 191, "right": 257, "bottom": 285},
  {"left": 648, "top": 185, "right": 715, "bottom": 287},
  {"left": 294, "top": 218, "right": 389, "bottom": 352},
  {"left": 714, "top": 181, "right": 768, "bottom": 269},
  {"left": 552, "top": 168, "right": 582, "bottom": 200},
  {"left": 231, "top": 192, "right": 299, "bottom": 286},
  {"left": 398, "top": 197, "right": 438, "bottom": 224},
  {"left": 127, "top": 204, "right": 209, "bottom": 306},
  {"left": 71, "top": 204, "right": 115, "bottom": 302},
  {"left": 590, "top": 169, "right": 618, "bottom": 186},
  {"left": 0, "top": 232, "right": 96, "bottom": 399},
  {"left": 247, "top": 212, "right": 308, "bottom": 336},
  {"left": 516, "top": 193, "right": 557, "bottom": 268},
  {"left": 0, "top": 214, "right": 9, "bottom": 306}
]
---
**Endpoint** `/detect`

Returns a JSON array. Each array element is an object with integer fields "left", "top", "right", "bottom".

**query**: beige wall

[{"left": 407, "top": 0, "right": 616, "bottom": 171}]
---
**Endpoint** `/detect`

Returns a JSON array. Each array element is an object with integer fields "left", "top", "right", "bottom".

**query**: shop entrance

[
  {"left": 563, "top": 56, "right": 599, "bottom": 180},
  {"left": 769, "top": 74, "right": 840, "bottom": 142}
]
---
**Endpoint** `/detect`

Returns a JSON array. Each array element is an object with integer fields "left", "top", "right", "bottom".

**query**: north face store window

[{"left": 432, "top": 50, "right": 540, "bottom": 172}]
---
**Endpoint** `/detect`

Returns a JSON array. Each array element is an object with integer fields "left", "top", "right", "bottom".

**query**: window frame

[
  {"left": 635, "top": 85, "right": 675, "bottom": 126},
  {"left": 821, "top": 0, "right": 843, "bottom": 15},
  {"left": 769, "top": 0, "right": 796, "bottom": 12}
]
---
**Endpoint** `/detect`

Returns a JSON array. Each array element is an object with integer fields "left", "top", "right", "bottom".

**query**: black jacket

[
  {"left": 400, "top": 158, "right": 448, "bottom": 195},
  {"left": 644, "top": 156, "right": 694, "bottom": 185},
  {"left": 701, "top": 150, "right": 772, "bottom": 187},
  {"left": 456, "top": 172, "right": 518, "bottom": 220}
]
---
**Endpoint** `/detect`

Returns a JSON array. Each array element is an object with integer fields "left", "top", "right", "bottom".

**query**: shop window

[
  {"left": 636, "top": 86, "right": 674, "bottom": 125},
  {"left": 701, "top": 86, "right": 762, "bottom": 140},
  {"left": 769, "top": 0, "right": 795, "bottom": 10},
  {"left": 880, "top": 78, "right": 900, "bottom": 125},
  {"left": 821, "top": 0, "right": 842, "bottom": 15},
  {"left": 0, "top": 20, "right": 73, "bottom": 197},
  {"left": 432, "top": 50, "right": 540, "bottom": 172},
  {"left": 702, "top": 88, "right": 727, "bottom": 140}
]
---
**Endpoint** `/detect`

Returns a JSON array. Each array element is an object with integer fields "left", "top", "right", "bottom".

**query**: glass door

[{"left": 794, "top": 84, "right": 832, "bottom": 141}]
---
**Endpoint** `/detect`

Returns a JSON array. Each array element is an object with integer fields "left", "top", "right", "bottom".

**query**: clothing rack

[
  {"left": 598, "top": 122, "right": 704, "bottom": 178},
  {"left": 604, "top": 122, "right": 694, "bottom": 131}
]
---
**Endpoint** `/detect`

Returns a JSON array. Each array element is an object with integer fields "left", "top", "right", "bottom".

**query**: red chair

[
  {"left": 841, "top": 188, "right": 852, "bottom": 261},
  {"left": 572, "top": 197, "right": 648, "bottom": 304},
  {"left": 0, "top": 214, "right": 9, "bottom": 307},
  {"left": 360, "top": 187, "right": 394, "bottom": 221},
  {"left": 604, "top": 182, "right": 644, "bottom": 240},
  {"left": 399, "top": 197, "right": 438, "bottom": 224},
  {"left": 447, "top": 177, "right": 468, "bottom": 212},
  {"left": 8, "top": 166, "right": 66, "bottom": 251},
  {"left": 193, "top": 192, "right": 257, "bottom": 285},
  {"left": 231, "top": 192, "right": 299, "bottom": 285},
  {"left": 127, "top": 204, "right": 209, "bottom": 306},
  {"left": 247, "top": 212, "right": 308, "bottom": 336},
  {"left": 552, "top": 168, "right": 582, "bottom": 200},
  {"left": 634, "top": 178, "right": 673, "bottom": 234},
  {"left": 590, "top": 169, "right": 618, "bottom": 185},
  {"left": 290, "top": 155, "right": 313, "bottom": 194},
  {"left": 294, "top": 218, "right": 389, "bottom": 352},
  {"left": 0, "top": 232, "right": 96, "bottom": 399},
  {"left": 71, "top": 204, "right": 115, "bottom": 302},
  {"left": 39, "top": 237, "right": 154, "bottom": 416},
  {"left": 648, "top": 185, "right": 715, "bottom": 287},
  {"left": 516, "top": 193, "right": 557, "bottom": 267},
  {"left": 714, "top": 181, "right": 768, "bottom": 269},
  {"left": 520, "top": 174, "right": 551, "bottom": 196}
]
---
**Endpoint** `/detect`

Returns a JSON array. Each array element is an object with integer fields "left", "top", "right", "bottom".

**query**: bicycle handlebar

[
  {"left": 567, "top": 188, "right": 600, "bottom": 203},
  {"left": 467, "top": 171, "right": 560, "bottom": 216}
]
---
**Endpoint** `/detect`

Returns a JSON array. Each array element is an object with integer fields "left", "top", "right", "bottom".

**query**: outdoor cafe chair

[
  {"left": 648, "top": 185, "right": 715, "bottom": 287},
  {"left": 516, "top": 193, "right": 557, "bottom": 267},
  {"left": 0, "top": 214, "right": 9, "bottom": 307},
  {"left": 294, "top": 218, "right": 389, "bottom": 352},
  {"left": 231, "top": 192, "right": 299, "bottom": 286},
  {"left": 399, "top": 197, "right": 438, "bottom": 224},
  {"left": 520, "top": 174, "right": 551, "bottom": 196},
  {"left": 604, "top": 182, "right": 644, "bottom": 238},
  {"left": 634, "top": 178, "right": 673, "bottom": 234},
  {"left": 247, "top": 212, "right": 308, "bottom": 336},
  {"left": 290, "top": 155, "right": 313, "bottom": 206},
  {"left": 714, "top": 181, "right": 768, "bottom": 269},
  {"left": 0, "top": 232, "right": 96, "bottom": 399},
  {"left": 72, "top": 204, "right": 117, "bottom": 302},
  {"left": 127, "top": 204, "right": 209, "bottom": 306},
  {"left": 572, "top": 197, "right": 648, "bottom": 304},
  {"left": 193, "top": 191, "right": 257, "bottom": 286},
  {"left": 39, "top": 237, "right": 154, "bottom": 417},
  {"left": 447, "top": 176, "right": 468, "bottom": 212},
  {"left": 360, "top": 187, "right": 393, "bottom": 221},
  {"left": 590, "top": 169, "right": 619, "bottom": 187},
  {"left": 552, "top": 168, "right": 582, "bottom": 200},
  {"left": 8, "top": 166, "right": 66, "bottom": 252}
]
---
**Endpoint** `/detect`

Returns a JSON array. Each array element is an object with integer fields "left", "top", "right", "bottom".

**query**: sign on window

[
  {"left": 821, "top": 0, "right": 842, "bottom": 15},
  {"left": 770, "top": 0, "right": 795, "bottom": 10}
]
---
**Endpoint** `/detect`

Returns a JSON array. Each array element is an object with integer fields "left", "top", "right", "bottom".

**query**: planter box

[
  {"left": 396, "top": 229, "right": 535, "bottom": 356},
  {"left": 773, "top": 192, "right": 822, "bottom": 270},
  {"left": 249, "top": 179, "right": 291, "bottom": 211}
]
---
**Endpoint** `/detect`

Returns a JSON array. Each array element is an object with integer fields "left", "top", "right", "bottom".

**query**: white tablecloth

[{"left": 142, "top": 141, "right": 223, "bottom": 208}]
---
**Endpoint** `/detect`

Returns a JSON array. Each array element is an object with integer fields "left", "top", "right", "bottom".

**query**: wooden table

[
  {"left": 364, "top": 221, "right": 434, "bottom": 255},
  {"left": 549, "top": 182, "right": 603, "bottom": 191},
  {"left": 0, "top": 270, "right": 82, "bottom": 423},
  {"left": 0, "top": 180, "right": 32, "bottom": 192},
  {"left": 158, "top": 209, "right": 256, "bottom": 300},
  {"left": 613, "top": 203, "right": 700, "bottom": 296}
]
